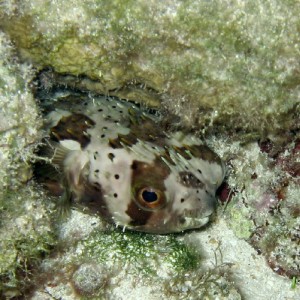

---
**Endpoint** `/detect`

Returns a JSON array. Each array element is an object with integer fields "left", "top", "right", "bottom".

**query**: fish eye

[
  {"left": 136, "top": 187, "right": 166, "bottom": 210},
  {"left": 142, "top": 189, "right": 158, "bottom": 202}
]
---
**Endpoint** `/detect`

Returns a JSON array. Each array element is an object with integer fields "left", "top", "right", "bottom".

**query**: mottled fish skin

[{"left": 38, "top": 91, "right": 225, "bottom": 234}]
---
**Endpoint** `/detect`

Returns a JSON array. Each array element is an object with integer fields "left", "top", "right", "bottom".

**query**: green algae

[
  {"left": 24, "top": 217, "right": 204, "bottom": 298},
  {"left": 79, "top": 230, "right": 200, "bottom": 277}
]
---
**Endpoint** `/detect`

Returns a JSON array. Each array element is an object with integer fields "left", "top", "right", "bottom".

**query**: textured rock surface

[
  {"left": 208, "top": 135, "right": 300, "bottom": 281},
  {"left": 0, "top": 184, "right": 55, "bottom": 298},
  {"left": 0, "top": 1, "right": 299, "bottom": 298},
  {"left": 28, "top": 210, "right": 300, "bottom": 300},
  {"left": 0, "top": 31, "right": 55, "bottom": 298},
  {"left": 0, "top": 31, "right": 40, "bottom": 191},
  {"left": 1, "top": 0, "right": 299, "bottom": 134},
  {"left": 29, "top": 210, "right": 242, "bottom": 300}
]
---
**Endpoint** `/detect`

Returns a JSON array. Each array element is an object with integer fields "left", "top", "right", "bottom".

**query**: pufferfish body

[{"left": 37, "top": 90, "right": 225, "bottom": 234}]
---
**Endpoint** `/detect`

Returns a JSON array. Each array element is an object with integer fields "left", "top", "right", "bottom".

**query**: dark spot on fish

[
  {"left": 109, "top": 138, "right": 122, "bottom": 149},
  {"left": 114, "top": 174, "right": 120, "bottom": 179},
  {"left": 131, "top": 161, "right": 138, "bottom": 170},
  {"left": 181, "top": 198, "right": 185, "bottom": 203},
  {"left": 198, "top": 169, "right": 202, "bottom": 174},
  {"left": 84, "top": 102, "right": 88, "bottom": 106},
  {"left": 119, "top": 110, "right": 123, "bottom": 113},
  {"left": 112, "top": 105, "right": 116, "bottom": 108},
  {"left": 102, "top": 126, "right": 108, "bottom": 130},
  {"left": 94, "top": 169, "right": 100, "bottom": 173},
  {"left": 113, "top": 193, "right": 118, "bottom": 198},
  {"left": 179, "top": 217, "right": 186, "bottom": 224},
  {"left": 98, "top": 108, "right": 103, "bottom": 112},
  {"left": 51, "top": 113, "right": 95, "bottom": 148},
  {"left": 179, "top": 171, "right": 204, "bottom": 188},
  {"left": 108, "top": 153, "right": 115, "bottom": 162},
  {"left": 93, "top": 151, "right": 99, "bottom": 160},
  {"left": 101, "top": 134, "right": 105, "bottom": 138}
]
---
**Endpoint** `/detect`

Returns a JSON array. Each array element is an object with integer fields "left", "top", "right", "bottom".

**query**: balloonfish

[{"left": 36, "top": 89, "right": 225, "bottom": 234}]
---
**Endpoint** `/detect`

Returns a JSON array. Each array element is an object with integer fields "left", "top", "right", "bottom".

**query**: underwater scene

[{"left": 0, "top": 1, "right": 299, "bottom": 299}]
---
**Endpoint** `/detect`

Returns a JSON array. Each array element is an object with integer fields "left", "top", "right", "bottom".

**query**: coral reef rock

[{"left": 1, "top": 0, "right": 299, "bottom": 134}]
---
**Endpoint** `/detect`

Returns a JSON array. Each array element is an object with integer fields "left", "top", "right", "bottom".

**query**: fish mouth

[
  {"left": 178, "top": 208, "right": 214, "bottom": 230},
  {"left": 182, "top": 207, "right": 214, "bottom": 219},
  {"left": 181, "top": 216, "right": 210, "bottom": 229}
]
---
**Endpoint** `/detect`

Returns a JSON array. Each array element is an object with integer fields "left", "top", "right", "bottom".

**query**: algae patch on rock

[{"left": 29, "top": 210, "right": 242, "bottom": 300}]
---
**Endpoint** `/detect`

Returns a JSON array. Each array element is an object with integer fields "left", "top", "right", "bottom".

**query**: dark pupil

[{"left": 142, "top": 190, "right": 158, "bottom": 202}]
